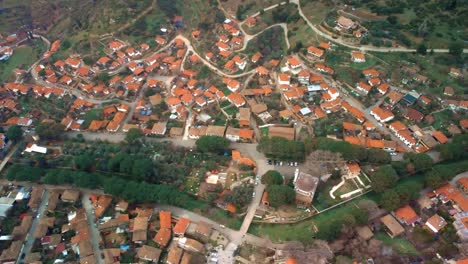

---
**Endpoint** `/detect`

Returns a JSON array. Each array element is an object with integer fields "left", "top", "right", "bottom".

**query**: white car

[{"left": 252, "top": 192, "right": 256, "bottom": 197}]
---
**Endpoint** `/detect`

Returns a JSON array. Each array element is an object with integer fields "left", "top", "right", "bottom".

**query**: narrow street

[
  {"left": 182, "top": 110, "right": 193, "bottom": 140},
  {"left": 17, "top": 189, "right": 49, "bottom": 264},
  {"left": 0, "top": 145, "right": 18, "bottom": 173},
  {"left": 82, "top": 193, "right": 104, "bottom": 264}
]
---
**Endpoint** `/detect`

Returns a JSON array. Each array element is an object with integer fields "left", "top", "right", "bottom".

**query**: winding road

[{"left": 244, "top": 0, "right": 468, "bottom": 53}]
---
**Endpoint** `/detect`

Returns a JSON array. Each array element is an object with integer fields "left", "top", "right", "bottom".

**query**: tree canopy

[
  {"left": 74, "top": 155, "right": 94, "bottom": 171},
  {"left": 36, "top": 122, "right": 65, "bottom": 139},
  {"left": 304, "top": 137, "right": 366, "bottom": 161},
  {"left": 261, "top": 170, "right": 284, "bottom": 186},
  {"left": 257, "top": 137, "right": 305, "bottom": 161},
  {"left": 266, "top": 185, "right": 295, "bottom": 207},
  {"left": 6, "top": 125, "right": 23, "bottom": 142},
  {"left": 196, "top": 136, "right": 230, "bottom": 153},
  {"left": 404, "top": 152, "right": 434, "bottom": 172},
  {"left": 380, "top": 189, "right": 401, "bottom": 211},
  {"left": 370, "top": 165, "right": 398, "bottom": 192},
  {"left": 224, "top": 183, "right": 254, "bottom": 208},
  {"left": 125, "top": 128, "right": 143, "bottom": 143}
]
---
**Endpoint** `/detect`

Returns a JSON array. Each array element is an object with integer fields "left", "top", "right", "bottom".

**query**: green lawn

[
  {"left": 249, "top": 196, "right": 371, "bottom": 244},
  {"left": 213, "top": 114, "right": 227, "bottom": 126},
  {"left": 374, "top": 232, "right": 419, "bottom": 255},
  {"left": 82, "top": 109, "right": 104, "bottom": 129},
  {"left": 0, "top": 41, "right": 45, "bottom": 83},
  {"left": 432, "top": 110, "right": 457, "bottom": 131},
  {"left": 224, "top": 106, "right": 239, "bottom": 117},
  {"left": 220, "top": 101, "right": 232, "bottom": 108}
]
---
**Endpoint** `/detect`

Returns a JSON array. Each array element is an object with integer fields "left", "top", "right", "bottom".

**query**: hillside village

[{"left": 0, "top": 0, "right": 467, "bottom": 264}]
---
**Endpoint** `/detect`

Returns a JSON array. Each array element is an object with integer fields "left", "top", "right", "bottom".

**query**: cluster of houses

[
  {"left": 0, "top": 186, "right": 94, "bottom": 263},
  {"left": 97, "top": 203, "right": 217, "bottom": 263},
  {"left": 379, "top": 177, "right": 468, "bottom": 243},
  {"left": 0, "top": 182, "right": 220, "bottom": 263}
]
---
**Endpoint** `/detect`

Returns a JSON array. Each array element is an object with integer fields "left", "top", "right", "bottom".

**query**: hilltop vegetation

[
  {"left": 301, "top": 0, "right": 467, "bottom": 48},
  {"left": 0, "top": 0, "right": 153, "bottom": 35}
]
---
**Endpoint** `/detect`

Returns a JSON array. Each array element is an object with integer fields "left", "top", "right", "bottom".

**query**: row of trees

[
  {"left": 257, "top": 137, "right": 305, "bottom": 162},
  {"left": 304, "top": 137, "right": 391, "bottom": 164},
  {"left": 6, "top": 164, "right": 203, "bottom": 210},
  {"left": 196, "top": 136, "right": 230, "bottom": 153}
]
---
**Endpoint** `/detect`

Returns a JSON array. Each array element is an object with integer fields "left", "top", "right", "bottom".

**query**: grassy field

[
  {"left": 288, "top": 18, "right": 323, "bottom": 48},
  {"left": 220, "top": 0, "right": 284, "bottom": 19},
  {"left": 82, "top": 109, "right": 104, "bottom": 129},
  {"left": 300, "top": 0, "right": 333, "bottom": 25},
  {"left": 0, "top": 41, "right": 45, "bottom": 83},
  {"left": 374, "top": 232, "right": 420, "bottom": 255},
  {"left": 249, "top": 195, "right": 372, "bottom": 244},
  {"left": 203, "top": 208, "right": 243, "bottom": 230}
]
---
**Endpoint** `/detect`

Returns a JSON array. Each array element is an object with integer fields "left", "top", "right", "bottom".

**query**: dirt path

[{"left": 113, "top": 0, "right": 157, "bottom": 34}]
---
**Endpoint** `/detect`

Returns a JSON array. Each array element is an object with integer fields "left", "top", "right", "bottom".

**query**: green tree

[
  {"left": 257, "top": 137, "right": 305, "bottom": 161},
  {"left": 261, "top": 170, "right": 283, "bottom": 186},
  {"left": 224, "top": 183, "right": 254, "bottom": 208},
  {"left": 6, "top": 125, "right": 23, "bottom": 142},
  {"left": 120, "top": 156, "right": 134, "bottom": 174},
  {"left": 74, "top": 155, "right": 94, "bottom": 171},
  {"left": 404, "top": 153, "right": 433, "bottom": 171},
  {"left": 370, "top": 165, "right": 398, "bottom": 192},
  {"left": 316, "top": 220, "right": 342, "bottom": 240},
  {"left": 196, "top": 136, "right": 230, "bottom": 153},
  {"left": 97, "top": 72, "right": 111, "bottom": 84},
  {"left": 366, "top": 149, "right": 391, "bottom": 164},
  {"left": 395, "top": 181, "right": 422, "bottom": 205},
  {"left": 6, "top": 164, "right": 43, "bottom": 182},
  {"left": 38, "top": 69, "right": 46, "bottom": 77},
  {"left": 125, "top": 128, "right": 143, "bottom": 143},
  {"left": 425, "top": 171, "right": 445, "bottom": 189},
  {"left": 75, "top": 172, "right": 99, "bottom": 189},
  {"left": 437, "top": 134, "right": 468, "bottom": 161},
  {"left": 380, "top": 189, "right": 401, "bottom": 211},
  {"left": 416, "top": 43, "right": 427, "bottom": 55},
  {"left": 266, "top": 185, "right": 295, "bottom": 207},
  {"left": 132, "top": 158, "right": 154, "bottom": 181},
  {"left": 36, "top": 122, "right": 65, "bottom": 139}
]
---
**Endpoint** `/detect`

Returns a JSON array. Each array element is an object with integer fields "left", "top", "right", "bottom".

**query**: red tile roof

[
  {"left": 159, "top": 211, "right": 172, "bottom": 229},
  {"left": 394, "top": 205, "right": 420, "bottom": 225},
  {"left": 173, "top": 217, "right": 190, "bottom": 235}
]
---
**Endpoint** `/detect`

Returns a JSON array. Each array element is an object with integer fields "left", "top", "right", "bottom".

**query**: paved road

[
  {"left": 0, "top": 145, "right": 18, "bottom": 173},
  {"left": 82, "top": 193, "right": 104, "bottom": 264},
  {"left": 17, "top": 189, "right": 49, "bottom": 264}
]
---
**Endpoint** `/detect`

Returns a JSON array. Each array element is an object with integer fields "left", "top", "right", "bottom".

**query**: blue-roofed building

[{"left": 402, "top": 91, "right": 420, "bottom": 105}]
